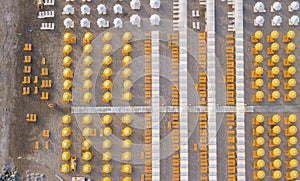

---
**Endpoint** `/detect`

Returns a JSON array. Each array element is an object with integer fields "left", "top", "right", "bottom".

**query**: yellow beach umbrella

[
  {"left": 84, "top": 68, "right": 93, "bottom": 78},
  {"left": 82, "top": 164, "right": 92, "bottom": 174},
  {"left": 103, "top": 127, "right": 112, "bottom": 136},
  {"left": 122, "top": 114, "right": 133, "bottom": 124},
  {"left": 288, "top": 148, "right": 298, "bottom": 157},
  {"left": 256, "top": 148, "right": 265, "bottom": 157},
  {"left": 103, "top": 32, "right": 113, "bottom": 42},
  {"left": 102, "top": 164, "right": 112, "bottom": 174},
  {"left": 256, "top": 137, "right": 265, "bottom": 146},
  {"left": 271, "top": 54, "right": 280, "bottom": 63},
  {"left": 122, "top": 139, "right": 132, "bottom": 148},
  {"left": 123, "top": 80, "right": 133, "bottom": 90},
  {"left": 102, "top": 80, "right": 112, "bottom": 90},
  {"left": 63, "top": 79, "right": 72, "bottom": 90},
  {"left": 288, "top": 66, "right": 296, "bottom": 75},
  {"left": 255, "top": 79, "right": 264, "bottom": 87},
  {"left": 103, "top": 92, "right": 112, "bottom": 103},
  {"left": 273, "top": 159, "right": 282, "bottom": 169},
  {"left": 122, "top": 152, "right": 132, "bottom": 161},
  {"left": 122, "top": 56, "right": 132, "bottom": 66},
  {"left": 102, "top": 56, "right": 112, "bottom": 66},
  {"left": 288, "top": 54, "right": 296, "bottom": 63},
  {"left": 83, "top": 115, "right": 93, "bottom": 124},
  {"left": 63, "top": 68, "right": 73, "bottom": 78},
  {"left": 122, "top": 92, "right": 133, "bottom": 101},
  {"left": 255, "top": 31, "right": 263, "bottom": 39},
  {"left": 271, "top": 42, "right": 279, "bottom": 51},
  {"left": 62, "top": 127, "right": 71, "bottom": 137},
  {"left": 63, "top": 92, "right": 72, "bottom": 102},
  {"left": 255, "top": 55, "right": 263, "bottom": 63},
  {"left": 271, "top": 78, "right": 280, "bottom": 87},
  {"left": 272, "top": 125, "right": 281, "bottom": 134},
  {"left": 82, "top": 139, "right": 92, "bottom": 150},
  {"left": 103, "top": 68, "right": 113, "bottom": 78},
  {"left": 271, "top": 137, "right": 281, "bottom": 146},
  {"left": 289, "top": 90, "right": 297, "bottom": 99},
  {"left": 123, "top": 177, "right": 132, "bottom": 181},
  {"left": 103, "top": 44, "right": 112, "bottom": 54},
  {"left": 271, "top": 90, "right": 280, "bottom": 99},
  {"left": 255, "top": 43, "right": 263, "bottom": 51},
  {"left": 103, "top": 177, "right": 112, "bottom": 181},
  {"left": 123, "top": 32, "right": 132, "bottom": 42},
  {"left": 62, "top": 139, "right": 71, "bottom": 149},
  {"left": 272, "top": 114, "right": 281, "bottom": 123},
  {"left": 272, "top": 148, "right": 281, "bottom": 157},
  {"left": 122, "top": 68, "right": 132, "bottom": 78},
  {"left": 102, "top": 139, "right": 112, "bottom": 149},
  {"left": 255, "top": 67, "right": 264, "bottom": 75},
  {"left": 63, "top": 56, "right": 72, "bottom": 66},
  {"left": 256, "top": 115, "right": 264, "bottom": 124},
  {"left": 271, "top": 30, "right": 279, "bottom": 39},
  {"left": 63, "top": 44, "right": 72, "bottom": 55},
  {"left": 271, "top": 66, "right": 280, "bottom": 75},
  {"left": 288, "top": 170, "right": 299, "bottom": 179},
  {"left": 287, "top": 42, "right": 296, "bottom": 51},
  {"left": 64, "top": 32, "right": 73, "bottom": 42},
  {"left": 256, "top": 170, "right": 265, "bottom": 179},
  {"left": 83, "top": 92, "right": 93, "bottom": 102},
  {"left": 123, "top": 44, "right": 133, "bottom": 54},
  {"left": 122, "top": 127, "right": 133, "bottom": 137},
  {"left": 83, "top": 80, "right": 93, "bottom": 90},
  {"left": 62, "top": 151, "right": 71, "bottom": 161},
  {"left": 288, "top": 126, "right": 298, "bottom": 135},
  {"left": 289, "top": 137, "right": 297, "bottom": 146},
  {"left": 256, "top": 91, "right": 264, "bottom": 99},
  {"left": 82, "top": 127, "right": 94, "bottom": 137},
  {"left": 103, "top": 152, "right": 112, "bottom": 161},
  {"left": 122, "top": 164, "right": 132, "bottom": 174},
  {"left": 287, "top": 30, "right": 296, "bottom": 39},
  {"left": 288, "top": 114, "right": 297, "bottom": 123},
  {"left": 61, "top": 164, "right": 70, "bottom": 173},
  {"left": 256, "top": 159, "right": 265, "bottom": 169},
  {"left": 288, "top": 160, "right": 298, "bottom": 168},
  {"left": 83, "top": 56, "right": 93, "bottom": 66},
  {"left": 62, "top": 115, "right": 72, "bottom": 124},
  {"left": 255, "top": 126, "right": 264, "bottom": 135},
  {"left": 272, "top": 170, "right": 282, "bottom": 179},
  {"left": 288, "top": 78, "right": 296, "bottom": 87},
  {"left": 84, "top": 44, "right": 93, "bottom": 54},
  {"left": 102, "top": 115, "right": 112, "bottom": 125},
  {"left": 83, "top": 32, "right": 93, "bottom": 43},
  {"left": 82, "top": 152, "right": 92, "bottom": 161}
]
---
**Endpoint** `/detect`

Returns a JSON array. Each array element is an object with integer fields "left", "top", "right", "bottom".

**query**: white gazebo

[
  {"left": 150, "top": 0, "right": 161, "bottom": 9},
  {"left": 113, "top": 4, "right": 123, "bottom": 14},
  {"left": 114, "top": 18, "right": 123, "bottom": 28},
  {"left": 272, "top": 15, "right": 282, "bottom": 26},
  {"left": 253, "top": 2, "right": 266, "bottom": 13},
  {"left": 97, "top": 4, "right": 107, "bottom": 14},
  {"left": 62, "top": 4, "right": 74, "bottom": 15},
  {"left": 130, "top": 0, "right": 141, "bottom": 10},
  {"left": 64, "top": 18, "right": 74, "bottom": 28},
  {"left": 81, "top": 18, "right": 90, "bottom": 28},
  {"left": 254, "top": 16, "right": 265, "bottom": 26},
  {"left": 97, "top": 18, "right": 109, "bottom": 28},
  {"left": 289, "top": 15, "right": 299, "bottom": 26},
  {"left": 289, "top": 1, "right": 300, "bottom": 12},
  {"left": 130, "top": 14, "right": 141, "bottom": 27},
  {"left": 271, "top": 2, "right": 282, "bottom": 12},
  {"left": 150, "top": 14, "right": 161, "bottom": 26},
  {"left": 81, "top": 5, "right": 90, "bottom": 15}
]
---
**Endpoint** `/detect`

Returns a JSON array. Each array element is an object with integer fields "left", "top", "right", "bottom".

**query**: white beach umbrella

[
  {"left": 255, "top": 16, "right": 265, "bottom": 25},
  {"left": 81, "top": 18, "right": 90, "bottom": 28},
  {"left": 150, "top": 14, "right": 161, "bottom": 26},
  {"left": 130, "top": 0, "right": 141, "bottom": 10},
  {"left": 150, "top": 0, "right": 161, "bottom": 9},
  {"left": 254, "top": 2, "right": 265, "bottom": 12},
  {"left": 114, "top": 18, "right": 123, "bottom": 28},
  {"left": 97, "top": 4, "right": 107, "bottom": 14},
  {"left": 81, "top": 5, "right": 90, "bottom": 15},
  {"left": 130, "top": 14, "right": 141, "bottom": 27},
  {"left": 64, "top": 18, "right": 74, "bottom": 28},
  {"left": 272, "top": 2, "right": 282, "bottom": 11},
  {"left": 291, "top": 1, "right": 300, "bottom": 11},
  {"left": 114, "top": 4, "right": 123, "bottom": 14}
]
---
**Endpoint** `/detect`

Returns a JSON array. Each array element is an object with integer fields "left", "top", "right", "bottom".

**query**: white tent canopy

[
  {"left": 290, "top": 15, "right": 299, "bottom": 25},
  {"left": 114, "top": 4, "right": 123, "bottom": 14},
  {"left": 97, "top": 4, "right": 107, "bottom": 14},
  {"left": 291, "top": 1, "right": 300, "bottom": 11},
  {"left": 255, "top": 16, "right": 265, "bottom": 26},
  {"left": 62, "top": 4, "right": 74, "bottom": 15},
  {"left": 130, "top": 0, "right": 141, "bottom": 10},
  {"left": 254, "top": 2, "right": 265, "bottom": 12},
  {"left": 81, "top": 5, "right": 90, "bottom": 15},
  {"left": 114, "top": 18, "right": 123, "bottom": 28},
  {"left": 64, "top": 18, "right": 74, "bottom": 28},
  {"left": 272, "top": 15, "right": 282, "bottom": 26},
  {"left": 150, "top": 14, "right": 161, "bottom": 26},
  {"left": 272, "top": 2, "right": 282, "bottom": 11},
  {"left": 130, "top": 14, "right": 141, "bottom": 27},
  {"left": 81, "top": 18, "right": 90, "bottom": 28},
  {"left": 150, "top": 0, "right": 161, "bottom": 9}
]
